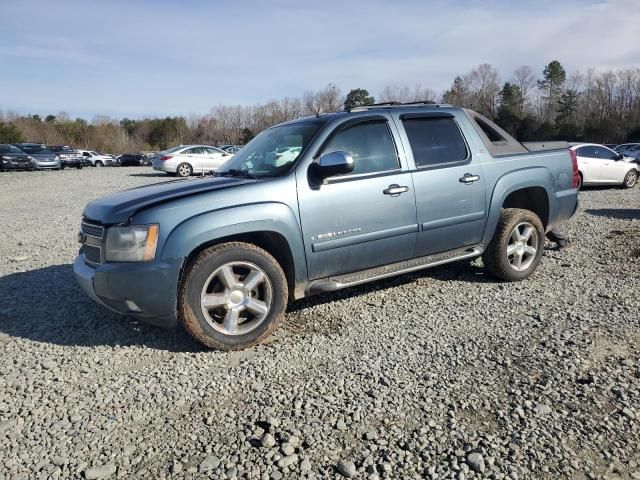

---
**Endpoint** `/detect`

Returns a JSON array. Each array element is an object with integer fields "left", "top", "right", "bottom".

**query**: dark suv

[
  {"left": 118, "top": 154, "right": 144, "bottom": 166},
  {"left": 49, "top": 145, "right": 83, "bottom": 169}
]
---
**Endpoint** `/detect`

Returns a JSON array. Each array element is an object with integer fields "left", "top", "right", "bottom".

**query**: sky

[{"left": 1, "top": 0, "right": 639, "bottom": 120}]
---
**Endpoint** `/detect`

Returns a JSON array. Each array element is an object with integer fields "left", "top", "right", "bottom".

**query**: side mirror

[
  {"left": 614, "top": 153, "right": 624, "bottom": 161},
  {"left": 313, "top": 151, "right": 354, "bottom": 181}
]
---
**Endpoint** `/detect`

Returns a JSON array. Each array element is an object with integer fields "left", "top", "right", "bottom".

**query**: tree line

[{"left": 1, "top": 60, "right": 639, "bottom": 153}]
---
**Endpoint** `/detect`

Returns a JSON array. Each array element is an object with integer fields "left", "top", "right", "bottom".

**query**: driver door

[{"left": 297, "top": 116, "right": 418, "bottom": 280}]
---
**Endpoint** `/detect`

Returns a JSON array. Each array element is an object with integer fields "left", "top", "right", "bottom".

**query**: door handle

[
  {"left": 459, "top": 173, "right": 480, "bottom": 184},
  {"left": 383, "top": 184, "right": 409, "bottom": 196}
]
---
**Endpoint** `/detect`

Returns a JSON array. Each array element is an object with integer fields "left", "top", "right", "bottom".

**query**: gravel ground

[{"left": 0, "top": 167, "right": 639, "bottom": 480}]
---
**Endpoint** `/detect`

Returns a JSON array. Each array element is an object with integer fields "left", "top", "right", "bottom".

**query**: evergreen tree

[{"left": 343, "top": 88, "right": 375, "bottom": 110}]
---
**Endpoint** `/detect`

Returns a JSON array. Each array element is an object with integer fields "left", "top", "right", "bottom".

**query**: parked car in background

[
  {"left": 616, "top": 144, "right": 640, "bottom": 160},
  {"left": 218, "top": 144, "right": 242, "bottom": 154},
  {"left": 614, "top": 143, "right": 640, "bottom": 155},
  {"left": 49, "top": 145, "right": 83, "bottom": 169},
  {"left": 0, "top": 144, "right": 35, "bottom": 171},
  {"left": 152, "top": 145, "right": 232, "bottom": 177},
  {"left": 76, "top": 103, "right": 578, "bottom": 350},
  {"left": 118, "top": 154, "right": 145, "bottom": 166},
  {"left": 14, "top": 143, "right": 61, "bottom": 170},
  {"left": 570, "top": 143, "right": 639, "bottom": 188},
  {"left": 77, "top": 150, "right": 115, "bottom": 167}
]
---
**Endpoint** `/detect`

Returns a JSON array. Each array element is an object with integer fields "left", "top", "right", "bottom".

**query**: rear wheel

[
  {"left": 179, "top": 242, "right": 288, "bottom": 350},
  {"left": 577, "top": 172, "right": 583, "bottom": 190},
  {"left": 622, "top": 169, "right": 638, "bottom": 189},
  {"left": 77, "top": 164, "right": 83, "bottom": 170},
  {"left": 176, "top": 162, "right": 193, "bottom": 177},
  {"left": 483, "top": 208, "right": 545, "bottom": 281}
]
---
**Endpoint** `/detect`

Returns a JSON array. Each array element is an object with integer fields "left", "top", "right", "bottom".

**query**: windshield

[
  {"left": 0, "top": 145, "right": 24, "bottom": 154},
  {"left": 19, "top": 145, "right": 53, "bottom": 154},
  {"left": 217, "top": 121, "right": 324, "bottom": 178}
]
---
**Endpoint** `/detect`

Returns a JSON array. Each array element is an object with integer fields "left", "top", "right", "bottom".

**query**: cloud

[{"left": 0, "top": 0, "right": 638, "bottom": 118}]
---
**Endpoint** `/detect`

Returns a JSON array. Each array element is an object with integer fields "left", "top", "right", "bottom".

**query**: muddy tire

[
  {"left": 179, "top": 242, "right": 288, "bottom": 350},
  {"left": 483, "top": 208, "right": 545, "bottom": 282}
]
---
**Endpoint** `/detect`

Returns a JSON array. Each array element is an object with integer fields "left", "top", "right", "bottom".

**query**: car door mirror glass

[{"left": 314, "top": 151, "right": 354, "bottom": 181}]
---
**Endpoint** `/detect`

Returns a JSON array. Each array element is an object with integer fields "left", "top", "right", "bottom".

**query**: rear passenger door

[{"left": 395, "top": 113, "right": 487, "bottom": 257}]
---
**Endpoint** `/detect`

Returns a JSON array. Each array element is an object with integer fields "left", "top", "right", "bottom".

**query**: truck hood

[{"left": 83, "top": 176, "right": 256, "bottom": 224}]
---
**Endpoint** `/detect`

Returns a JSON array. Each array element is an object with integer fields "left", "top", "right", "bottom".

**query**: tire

[
  {"left": 95, "top": 161, "right": 104, "bottom": 167},
  {"left": 60, "top": 165, "right": 65, "bottom": 170},
  {"left": 482, "top": 208, "right": 545, "bottom": 282},
  {"left": 622, "top": 169, "right": 638, "bottom": 189},
  {"left": 77, "top": 164, "right": 83, "bottom": 170},
  {"left": 179, "top": 242, "right": 288, "bottom": 350},
  {"left": 176, "top": 162, "right": 193, "bottom": 177},
  {"left": 577, "top": 172, "right": 583, "bottom": 190}
]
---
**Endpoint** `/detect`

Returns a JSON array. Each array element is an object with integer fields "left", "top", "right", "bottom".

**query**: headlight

[
  {"left": 105, "top": 224, "right": 159, "bottom": 262},
  {"left": 27, "top": 155, "right": 35, "bottom": 161}
]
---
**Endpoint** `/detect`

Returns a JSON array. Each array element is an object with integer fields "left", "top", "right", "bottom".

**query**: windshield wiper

[{"left": 216, "top": 169, "right": 257, "bottom": 179}]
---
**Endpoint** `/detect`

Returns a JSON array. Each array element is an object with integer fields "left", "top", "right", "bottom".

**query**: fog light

[{"left": 125, "top": 300, "right": 141, "bottom": 312}]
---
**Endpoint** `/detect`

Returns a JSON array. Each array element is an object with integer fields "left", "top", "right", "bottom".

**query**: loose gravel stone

[
  {"left": 84, "top": 464, "right": 116, "bottom": 479},
  {"left": 466, "top": 453, "right": 485, "bottom": 473},
  {"left": 337, "top": 459, "right": 357, "bottom": 477},
  {"left": 261, "top": 433, "right": 276, "bottom": 448},
  {"left": 0, "top": 169, "right": 639, "bottom": 480}
]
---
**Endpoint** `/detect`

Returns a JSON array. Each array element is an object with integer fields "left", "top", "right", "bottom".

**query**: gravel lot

[{"left": 0, "top": 167, "right": 639, "bottom": 480}]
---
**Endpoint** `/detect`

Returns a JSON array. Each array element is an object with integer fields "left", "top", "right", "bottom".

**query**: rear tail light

[
  {"left": 160, "top": 155, "right": 172, "bottom": 161},
  {"left": 569, "top": 149, "right": 579, "bottom": 189}
]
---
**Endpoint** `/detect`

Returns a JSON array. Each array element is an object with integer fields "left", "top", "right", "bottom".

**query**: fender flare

[
  {"left": 482, "top": 167, "right": 554, "bottom": 244},
  {"left": 160, "top": 202, "right": 308, "bottom": 285}
]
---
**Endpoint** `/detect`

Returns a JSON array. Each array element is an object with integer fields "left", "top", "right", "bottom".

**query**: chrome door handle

[
  {"left": 459, "top": 173, "right": 480, "bottom": 184},
  {"left": 383, "top": 184, "right": 409, "bottom": 196}
]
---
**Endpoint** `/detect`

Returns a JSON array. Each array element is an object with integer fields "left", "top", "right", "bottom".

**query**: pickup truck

[{"left": 74, "top": 103, "right": 578, "bottom": 350}]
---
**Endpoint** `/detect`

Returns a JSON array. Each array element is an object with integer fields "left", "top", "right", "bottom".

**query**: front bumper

[
  {"left": 0, "top": 161, "right": 33, "bottom": 170},
  {"left": 61, "top": 158, "right": 83, "bottom": 166},
  {"left": 73, "top": 254, "right": 182, "bottom": 326},
  {"left": 34, "top": 161, "right": 61, "bottom": 169}
]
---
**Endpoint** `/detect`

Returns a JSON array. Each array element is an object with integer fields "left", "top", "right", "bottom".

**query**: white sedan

[
  {"left": 152, "top": 145, "right": 232, "bottom": 177},
  {"left": 570, "top": 144, "right": 639, "bottom": 189}
]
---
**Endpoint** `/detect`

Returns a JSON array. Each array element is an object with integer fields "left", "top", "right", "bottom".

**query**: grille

[
  {"left": 83, "top": 245, "right": 102, "bottom": 264},
  {"left": 81, "top": 221, "right": 104, "bottom": 238}
]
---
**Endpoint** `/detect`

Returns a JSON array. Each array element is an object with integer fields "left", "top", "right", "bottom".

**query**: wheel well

[
  {"left": 502, "top": 187, "right": 549, "bottom": 228},
  {"left": 182, "top": 231, "right": 296, "bottom": 295}
]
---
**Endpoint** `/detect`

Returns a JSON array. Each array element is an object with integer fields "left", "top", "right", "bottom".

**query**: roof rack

[{"left": 348, "top": 101, "right": 452, "bottom": 112}]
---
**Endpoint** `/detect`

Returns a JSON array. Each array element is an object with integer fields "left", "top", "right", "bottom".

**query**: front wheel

[
  {"left": 95, "top": 161, "right": 104, "bottom": 167},
  {"left": 483, "top": 208, "right": 545, "bottom": 281},
  {"left": 622, "top": 169, "right": 638, "bottom": 189},
  {"left": 179, "top": 242, "right": 288, "bottom": 350},
  {"left": 77, "top": 164, "right": 83, "bottom": 170}
]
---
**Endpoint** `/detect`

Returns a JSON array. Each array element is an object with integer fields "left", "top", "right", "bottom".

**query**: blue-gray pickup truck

[{"left": 74, "top": 103, "right": 579, "bottom": 350}]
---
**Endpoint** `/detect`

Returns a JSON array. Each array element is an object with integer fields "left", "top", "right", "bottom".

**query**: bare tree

[{"left": 378, "top": 84, "right": 436, "bottom": 103}]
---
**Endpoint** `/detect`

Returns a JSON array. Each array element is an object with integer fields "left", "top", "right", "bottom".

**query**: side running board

[{"left": 307, "top": 244, "right": 484, "bottom": 295}]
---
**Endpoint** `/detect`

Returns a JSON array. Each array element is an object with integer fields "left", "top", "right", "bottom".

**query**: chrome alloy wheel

[
  {"left": 178, "top": 164, "right": 191, "bottom": 177},
  {"left": 625, "top": 170, "right": 637, "bottom": 187},
  {"left": 200, "top": 261, "right": 273, "bottom": 335},
  {"left": 506, "top": 222, "right": 538, "bottom": 272}
]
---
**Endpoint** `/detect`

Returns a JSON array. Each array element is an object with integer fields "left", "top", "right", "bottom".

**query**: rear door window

[
  {"left": 401, "top": 117, "right": 468, "bottom": 168},
  {"left": 320, "top": 120, "right": 399, "bottom": 175}
]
